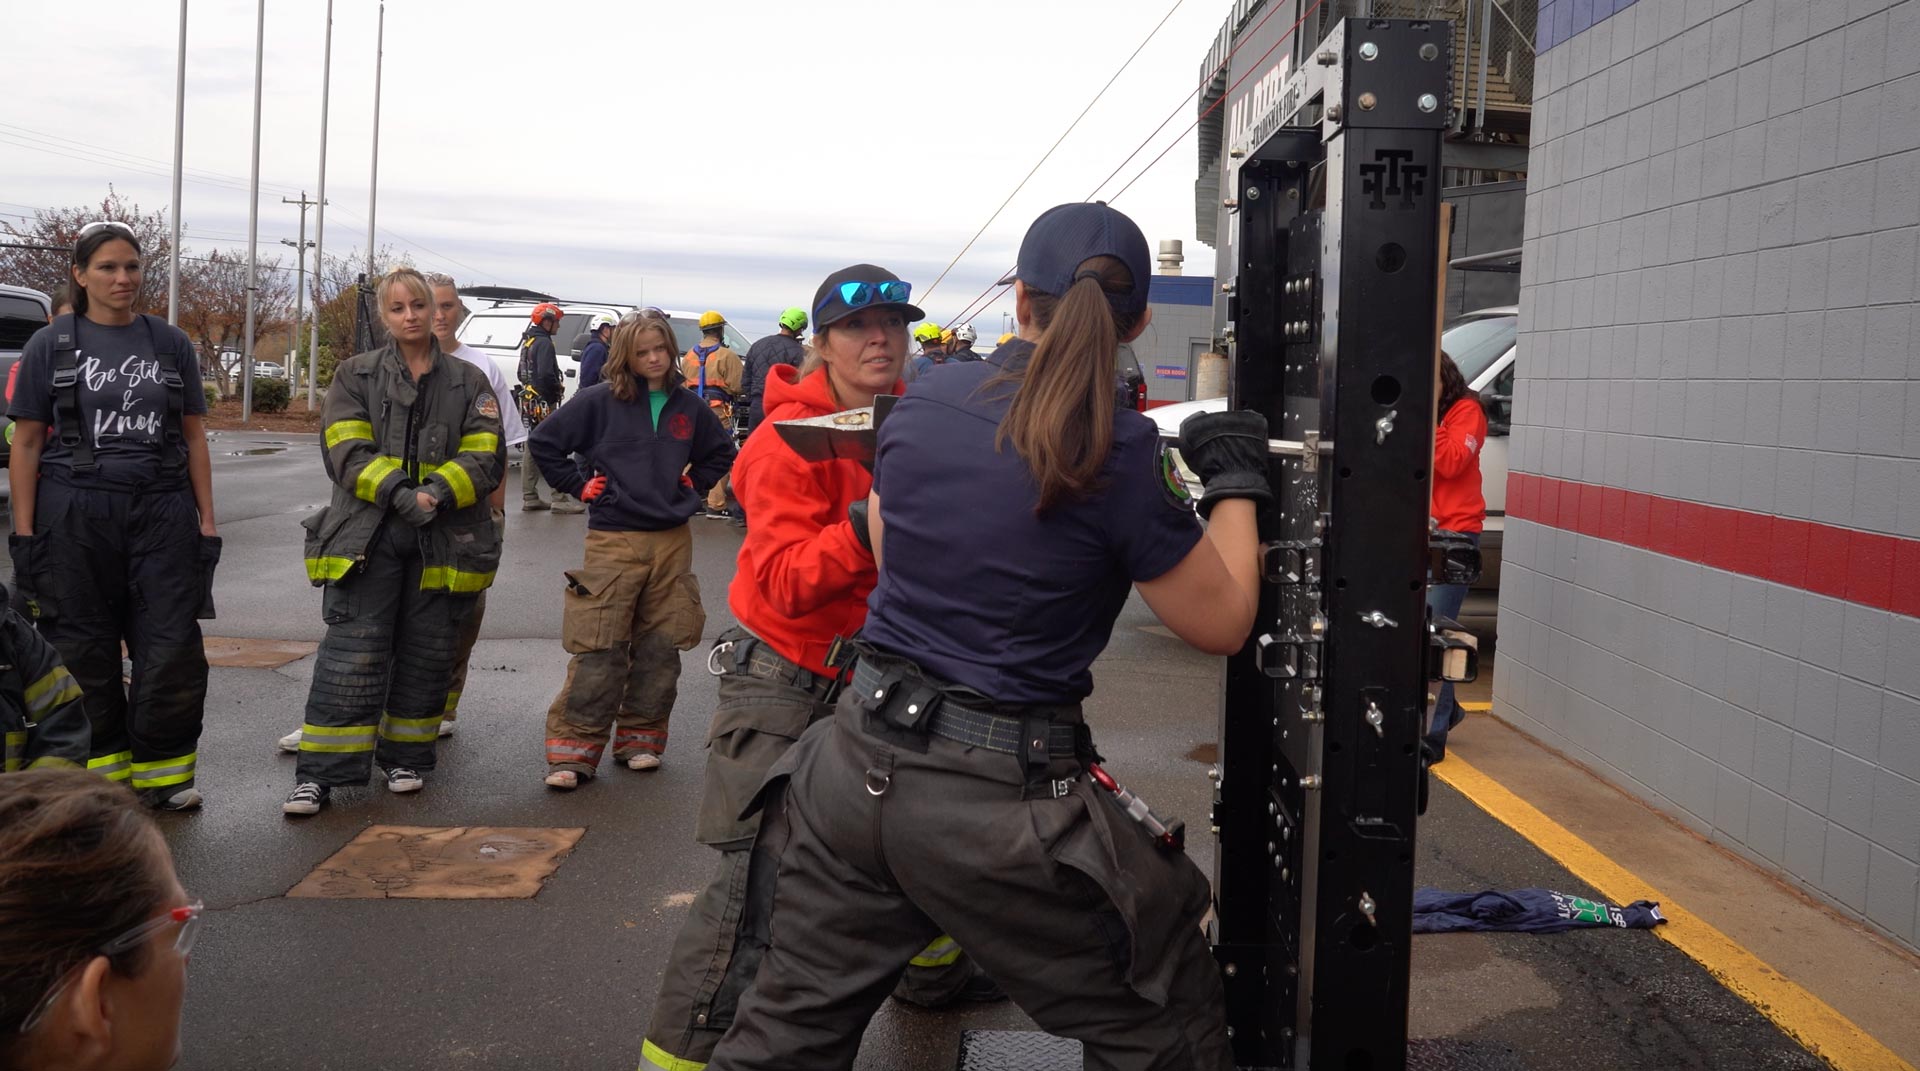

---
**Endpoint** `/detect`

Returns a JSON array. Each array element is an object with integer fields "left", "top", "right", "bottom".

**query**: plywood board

[{"left": 288, "top": 826, "right": 585, "bottom": 900}]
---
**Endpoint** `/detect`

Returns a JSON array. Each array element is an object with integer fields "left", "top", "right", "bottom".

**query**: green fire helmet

[{"left": 778, "top": 307, "right": 808, "bottom": 332}]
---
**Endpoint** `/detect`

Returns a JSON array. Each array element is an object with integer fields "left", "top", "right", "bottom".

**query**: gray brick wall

[{"left": 1499, "top": 0, "right": 1920, "bottom": 951}]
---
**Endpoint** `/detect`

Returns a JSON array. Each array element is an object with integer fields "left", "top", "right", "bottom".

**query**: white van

[{"left": 456, "top": 296, "right": 754, "bottom": 396}]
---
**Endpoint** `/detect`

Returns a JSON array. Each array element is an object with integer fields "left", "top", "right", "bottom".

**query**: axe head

[{"left": 773, "top": 393, "right": 898, "bottom": 465}]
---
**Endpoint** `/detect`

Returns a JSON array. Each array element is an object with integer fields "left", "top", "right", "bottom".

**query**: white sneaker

[
  {"left": 438, "top": 719, "right": 455, "bottom": 738},
  {"left": 385, "top": 767, "right": 425, "bottom": 794},
  {"left": 625, "top": 753, "right": 662, "bottom": 772},
  {"left": 154, "top": 788, "right": 202, "bottom": 812},
  {"left": 277, "top": 728, "right": 303, "bottom": 753}
]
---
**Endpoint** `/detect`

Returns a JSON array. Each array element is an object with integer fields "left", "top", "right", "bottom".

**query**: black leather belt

[{"left": 850, "top": 658, "right": 1079, "bottom": 758}]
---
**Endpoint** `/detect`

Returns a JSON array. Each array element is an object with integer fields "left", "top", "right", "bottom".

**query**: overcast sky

[{"left": 3, "top": 0, "right": 1231, "bottom": 339}]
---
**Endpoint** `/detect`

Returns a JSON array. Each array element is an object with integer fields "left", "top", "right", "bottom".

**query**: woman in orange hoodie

[
  {"left": 641, "top": 265, "right": 982, "bottom": 1071},
  {"left": 1425, "top": 350, "right": 1488, "bottom": 762}
]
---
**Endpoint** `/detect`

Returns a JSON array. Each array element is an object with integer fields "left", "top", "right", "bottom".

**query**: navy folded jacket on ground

[{"left": 1413, "top": 887, "right": 1666, "bottom": 934}]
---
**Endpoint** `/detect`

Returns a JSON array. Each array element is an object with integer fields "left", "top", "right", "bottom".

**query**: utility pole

[
  {"left": 310, "top": 0, "right": 334, "bottom": 412},
  {"left": 366, "top": 0, "right": 384, "bottom": 276},
  {"left": 282, "top": 192, "right": 319, "bottom": 391},
  {"left": 241, "top": 0, "right": 265, "bottom": 423},
  {"left": 167, "top": 0, "right": 187, "bottom": 324}
]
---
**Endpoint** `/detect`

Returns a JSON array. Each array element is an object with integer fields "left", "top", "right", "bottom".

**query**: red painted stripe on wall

[{"left": 1506, "top": 473, "right": 1920, "bottom": 620}]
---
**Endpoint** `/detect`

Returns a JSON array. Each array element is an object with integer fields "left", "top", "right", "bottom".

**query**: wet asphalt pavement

[{"left": 12, "top": 432, "right": 1825, "bottom": 1070}]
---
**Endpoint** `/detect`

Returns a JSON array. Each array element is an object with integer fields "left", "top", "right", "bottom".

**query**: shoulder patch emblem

[
  {"left": 668, "top": 413, "right": 694, "bottom": 441},
  {"left": 475, "top": 392, "right": 500, "bottom": 420},
  {"left": 1158, "top": 442, "right": 1196, "bottom": 512}
]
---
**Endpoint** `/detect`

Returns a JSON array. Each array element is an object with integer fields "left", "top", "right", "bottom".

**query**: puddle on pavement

[
  {"left": 1186, "top": 743, "right": 1218, "bottom": 764},
  {"left": 202, "top": 636, "right": 317, "bottom": 669},
  {"left": 226, "top": 447, "right": 287, "bottom": 456},
  {"left": 289, "top": 825, "right": 585, "bottom": 900}
]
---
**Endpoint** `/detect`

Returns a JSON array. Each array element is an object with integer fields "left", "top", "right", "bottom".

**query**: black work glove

[
  {"left": 847, "top": 500, "right": 874, "bottom": 554},
  {"left": 390, "top": 484, "right": 437, "bottom": 528},
  {"left": 1178, "top": 410, "right": 1274, "bottom": 519}
]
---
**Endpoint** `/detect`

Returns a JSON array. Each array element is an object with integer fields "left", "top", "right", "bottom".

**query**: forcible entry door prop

[{"left": 1209, "top": 17, "right": 1451, "bottom": 1071}]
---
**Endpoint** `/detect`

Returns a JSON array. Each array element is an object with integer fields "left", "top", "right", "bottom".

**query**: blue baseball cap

[{"left": 997, "top": 202, "right": 1152, "bottom": 323}]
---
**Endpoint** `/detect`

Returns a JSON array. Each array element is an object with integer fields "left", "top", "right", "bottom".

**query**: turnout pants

[
  {"left": 13, "top": 478, "right": 214, "bottom": 802},
  {"left": 708, "top": 676, "right": 1232, "bottom": 1071},
  {"left": 296, "top": 521, "right": 470, "bottom": 786},
  {"left": 641, "top": 634, "right": 978, "bottom": 1071},
  {"left": 443, "top": 509, "right": 506, "bottom": 723},
  {"left": 544, "top": 526, "right": 704, "bottom": 776}
]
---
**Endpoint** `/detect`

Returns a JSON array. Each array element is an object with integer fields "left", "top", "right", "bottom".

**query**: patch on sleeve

[
  {"left": 1157, "top": 442, "right": 1196, "bottom": 512},
  {"left": 475, "top": 392, "right": 500, "bottom": 420}
]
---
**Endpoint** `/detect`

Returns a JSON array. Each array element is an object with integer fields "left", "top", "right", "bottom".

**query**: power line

[
  {"left": 917, "top": 0, "right": 1191, "bottom": 310},
  {"left": 0, "top": 125, "right": 501, "bottom": 283},
  {"left": 954, "top": 0, "right": 1327, "bottom": 329}
]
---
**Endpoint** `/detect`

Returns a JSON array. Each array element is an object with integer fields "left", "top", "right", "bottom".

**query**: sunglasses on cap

[
  {"left": 18, "top": 899, "right": 204, "bottom": 1035},
  {"left": 816, "top": 280, "right": 912, "bottom": 316},
  {"left": 77, "top": 220, "right": 137, "bottom": 240}
]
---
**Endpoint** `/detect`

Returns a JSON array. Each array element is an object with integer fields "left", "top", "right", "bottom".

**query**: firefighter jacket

[
  {"left": 0, "top": 599, "right": 88, "bottom": 772},
  {"left": 681, "top": 344, "right": 744, "bottom": 405},
  {"left": 303, "top": 342, "right": 507, "bottom": 594}
]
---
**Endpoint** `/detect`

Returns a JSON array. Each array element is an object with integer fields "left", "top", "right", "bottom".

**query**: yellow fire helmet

[{"left": 698, "top": 310, "right": 727, "bottom": 330}]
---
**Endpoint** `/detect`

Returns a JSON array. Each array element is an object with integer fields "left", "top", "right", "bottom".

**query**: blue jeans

[{"left": 1425, "top": 531, "right": 1480, "bottom": 748}]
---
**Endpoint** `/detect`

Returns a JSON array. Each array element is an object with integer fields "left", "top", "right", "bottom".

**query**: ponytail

[{"left": 995, "top": 255, "right": 1138, "bottom": 513}]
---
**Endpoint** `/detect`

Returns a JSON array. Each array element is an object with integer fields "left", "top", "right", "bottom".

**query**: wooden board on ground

[
  {"left": 288, "top": 826, "right": 586, "bottom": 900},
  {"left": 202, "top": 637, "right": 319, "bottom": 669}
]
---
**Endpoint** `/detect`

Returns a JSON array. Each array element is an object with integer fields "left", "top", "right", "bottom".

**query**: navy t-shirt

[
  {"left": 862, "top": 340, "right": 1202, "bottom": 703},
  {"left": 8, "top": 314, "right": 207, "bottom": 483}
]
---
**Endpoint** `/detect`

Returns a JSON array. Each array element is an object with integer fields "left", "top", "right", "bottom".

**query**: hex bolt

[
  {"left": 1245, "top": 185, "right": 1262, "bottom": 201},
  {"left": 1359, "top": 92, "right": 1378, "bottom": 111},
  {"left": 1223, "top": 198, "right": 1239, "bottom": 209},
  {"left": 1360, "top": 610, "right": 1398, "bottom": 629},
  {"left": 1317, "top": 49, "right": 1338, "bottom": 65},
  {"left": 1418, "top": 93, "right": 1439, "bottom": 113},
  {"left": 1419, "top": 42, "right": 1439, "bottom": 60},
  {"left": 1300, "top": 774, "right": 1323, "bottom": 790},
  {"left": 1327, "top": 103, "right": 1344, "bottom": 122},
  {"left": 1358, "top": 41, "right": 1379, "bottom": 61},
  {"left": 1226, "top": 962, "right": 1238, "bottom": 977},
  {"left": 1269, "top": 801, "right": 1278, "bottom": 815},
  {"left": 1229, "top": 147, "right": 1247, "bottom": 158}
]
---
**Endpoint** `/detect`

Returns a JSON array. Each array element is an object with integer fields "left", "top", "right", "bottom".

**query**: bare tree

[
  {"left": 175, "top": 250, "right": 295, "bottom": 398},
  {"left": 0, "top": 188, "right": 174, "bottom": 310}
]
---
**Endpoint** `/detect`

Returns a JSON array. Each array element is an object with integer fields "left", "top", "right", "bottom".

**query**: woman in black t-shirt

[{"left": 5, "top": 222, "right": 219, "bottom": 811}]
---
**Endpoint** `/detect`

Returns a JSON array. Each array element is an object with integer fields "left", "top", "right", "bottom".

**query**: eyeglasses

[
  {"left": 76, "top": 220, "right": 137, "bottom": 241},
  {"left": 16, "top": 900, "right": 203, "bottom": 1036},
  {"left": 816, "top": 280, "right": 912, "bottom": 316}
]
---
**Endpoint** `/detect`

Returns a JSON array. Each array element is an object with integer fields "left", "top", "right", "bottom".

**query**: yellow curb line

[{"left": 1435, "top": 755, "right": 1916, "bottom": 1071}]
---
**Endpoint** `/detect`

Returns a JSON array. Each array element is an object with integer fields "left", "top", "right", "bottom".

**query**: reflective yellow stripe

[
  {"left": 355, "top": 456, "right": 404, "bottom": 503},
  {"left": 443, "top": 691, "right": 461, "bottom": 714},
  {"left": 4, "top": 730, "right": 25, "bottom": 773},
  {"left": 378, "top": 713, "right": 442, "bottom": 744},
  {"left": 434, "top": 460, "right": 477, "bottom": 508},
  {"left": 306, "top": 556, "right": 358, "bottom": 583},
  {"left": 419, "top": 566, "right": 496, "bottom": 594},
  {"left": 25, "top": 667, "right": 82, "bottom": 717},
  {"left": 909, "top": 936, "right": 963, "bottom": 968},
  {"left": 298, "top": 724, "right": 375, "bottom": 753},
  {"left": 87, "top": 750, "right": 134, "bottom": 782},
  {"left": 27, "top": 756, "right": 81, "bottom": 770},
  {"left": 324, "top": 419, "right": 375, "bottom": 449},
  {"left": 458, "top": 432, "right": 500, "bottom": 454},
  {"left": 130, "top": 752, "right": 197, "bottom": 790},
  {"left": 638, "top": 1039, "right": 707, "bottom": 1071}
]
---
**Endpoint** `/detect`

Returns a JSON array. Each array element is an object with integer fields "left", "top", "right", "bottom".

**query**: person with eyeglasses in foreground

[
  {"left": 640, "top": 267, "right": 996, "bottom": 1071},
  {"left": 0, "top": 767, "right": 201, "bottom": 1071},
  {"left": 529, "top": 313, "right": 735, "bottom": 789},
  {"left": 283, "top": 267, "right": 506, "bottom": 816},
  {"left": 705, "top": 204, "right": 1264, "bottom": 1071},
  {"left": 6, "top": 220, "right": 220, "bottom": 812}
]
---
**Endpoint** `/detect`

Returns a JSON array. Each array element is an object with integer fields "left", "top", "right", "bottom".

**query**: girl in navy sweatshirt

[{"left": 528, "top": 314, "right": 735, "bottom": 789}]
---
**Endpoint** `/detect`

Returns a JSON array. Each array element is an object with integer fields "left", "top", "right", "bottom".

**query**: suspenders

[{"left": 47, "top": 313, "right": 187, "bottom": 478}]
